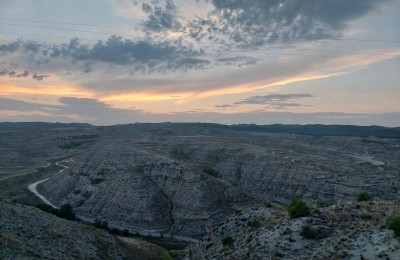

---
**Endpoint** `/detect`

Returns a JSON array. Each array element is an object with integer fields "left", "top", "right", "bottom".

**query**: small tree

[
  {"left": 222, "top": 236, "right": 235, "bottom": 246},
  {"left": 288, "top": 198, "right": 311, "bottom": 218},
  {"left": 94, "top": 220, "right": 108, "bottom": 229},
  {"left": 122, "top": 229, "right": 130, "bottom": 236},
  {"left": 357, "top": 192, "right": 373, "bottom": 202},
  {"left": 59, "top": 204, "right": 76, "bottom": 220},
  {"left": 37, "top": 203, "right": 58, "bottom": 215},
  {"left": 388, "top": 216, "right": 400, "bottom": 236}
]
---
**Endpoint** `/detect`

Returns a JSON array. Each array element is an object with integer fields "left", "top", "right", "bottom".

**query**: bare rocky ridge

[
  {"left": 36, "top": 124, "right": 400, "bottom": 239},
  {"left": 0, "top": 199, "right": 167, "bottom": 260},
  {"left": 40, "top": 142, "right": 256, "bottom": 237},
  {"left": 1, "top": 123, "right": 399, "bottom": 258},
  {"left": 184, "top": 200, "right": 400, "bottom": 259}
]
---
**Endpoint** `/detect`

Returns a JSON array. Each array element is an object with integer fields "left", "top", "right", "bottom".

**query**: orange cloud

[
  {"left": 0, "top": 84, "right": 94, "bottom": 97},
  {"left": 101, "top": 92, "right": 181, "bottom": 102}
]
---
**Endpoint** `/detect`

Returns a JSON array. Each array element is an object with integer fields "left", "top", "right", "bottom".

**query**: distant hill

[
  {"left": 1, "top": 122, "right": 399, "bottom": 138},
  {"left": 228, "top": 124, "right": 400, "bottom": 139},
  {"left": 0, "top": 122, "right": 93, "bottom": 130},
  {"left": 116, "top": 122, "right": 400, "bottom": 139}
]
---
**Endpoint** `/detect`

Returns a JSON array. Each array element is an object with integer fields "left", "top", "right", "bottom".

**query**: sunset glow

[{"left": 0, "top": 0, "right": 399, "bottom": 125}]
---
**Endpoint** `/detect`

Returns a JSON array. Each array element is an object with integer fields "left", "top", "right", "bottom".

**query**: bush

[
  {"left": 109, "top": 228, "right": 122, "bottom": 235},
  {"left": 37, "top": 203, "right": 76, "bottom": 220},
  {"left": 247, "top": 217, "right": 262, "bottom": 228},
  {"left": 288, "top": 198, "right": 311, "bottom": 218},
  {"left": 300, "top": 225, "right": 319, "bottom": 239},
  {"left": 202, "top": 167, "right": 218, "bottom": 177},
  {"left": 388, "top": 216, "right": 400, "bottom": 236},
  {"left": 37, "top": 203, "right": 59, "bottom": 215},
  {"left": 122, "top": 229, "right": 130, "bottom": 236},
  {"left": 357, "top": 192, "right": 373, "bottom": 202},
  {"left": 300, "top": 225, "right": 330, "bottom": 239},
  {"left": 94, "top": 220, "right": 108, "bottom": 229},
  {"left": 222, "top": 236, "right": 235, "bottom": 246},
  {"left": 162, "top": 252, "right": 173, "bottom": 260},
  {"left": 59, "top": 204, "right": 76, "bottom": 220}
]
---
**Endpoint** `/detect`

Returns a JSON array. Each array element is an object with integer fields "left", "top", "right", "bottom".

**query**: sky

[{"left": 0, "top": 0, "right": 399, "bottom": 126}]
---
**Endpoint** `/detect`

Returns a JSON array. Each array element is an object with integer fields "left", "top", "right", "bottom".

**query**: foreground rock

[
  {"left": 0, "top": 199, "right": 168, "bottom": 260},
  {"left": 184, "top": 200, "right": 400, "bottom": 259}
]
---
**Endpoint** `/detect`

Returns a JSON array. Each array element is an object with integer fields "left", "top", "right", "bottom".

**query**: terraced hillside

[{"left": 31, "top": 123, "right": 400, "bottom": 239}]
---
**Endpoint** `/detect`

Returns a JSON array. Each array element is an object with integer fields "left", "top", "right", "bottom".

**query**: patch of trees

[
  {"left": 357, "top": 192, "right": 373, "bottom": 202},
  {"left": 36, "top": 203, "right": 76, "bottom": 220},
  {"left": 388, "top": 216, "right": 400, "bottom": 236}
]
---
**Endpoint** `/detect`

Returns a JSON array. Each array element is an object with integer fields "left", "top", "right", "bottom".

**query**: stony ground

[
  {"left": 183, "top": 200, "right": 400, "bottom": 259},
  {"left": 39, "top": 124, "right": 400, "bottom": 239},
  {"left": 0, "top": 199, "right": 168, "bottom": 260},
  {"left": 1, "top": 123, "right": 400, "bottom": 258}
]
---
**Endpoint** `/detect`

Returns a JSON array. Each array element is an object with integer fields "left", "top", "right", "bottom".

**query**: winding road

[{"left": 27, "top": 161, "right": 199, "bottom": 243}]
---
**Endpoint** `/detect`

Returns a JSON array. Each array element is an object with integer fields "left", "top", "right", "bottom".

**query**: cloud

[
  {"left": 0, "top": 97, "right": 45, "bottom": 111},
  {"left": 141, "top": 0, "right": 181, "bottom": 32},
  {"left": 0, "top": 97, "right": 142, "bottom": 124},
  {"left": 215, "top": 56, "right": 257, "bottom": 67},
  {"left": 32, "top": 73, "right": 50, "bottom": 81},
  {"left": 1, "top": 97, "right": 399, "bottom": 127},
  {"left": 0, "top": 69, "right": 30, "bottom": 78},
  {"left": 1, "top": 36, "right": 209, "bottom": 73},
  {"left": 0, "top": 41, "right": 20, "bottom": 53},
  {"left": 232, "top": 93, "right": 313, "bottom": 109},
  {"left": 187, "top": 0, "right": 389, "bottom": 47},
  {"left": 214, "top": 104, "right": 236, "bottom": 108}
]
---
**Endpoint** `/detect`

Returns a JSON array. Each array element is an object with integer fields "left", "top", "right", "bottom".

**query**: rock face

[
  {"left": 184, "top": 200, "right": 400, "bottom": 259},
  {"left": 40, "top": 142, "right": 256, "bottom": 238},
  {"left": 0, "top": 200, "right": 166, "bottom": 260},
  {"left": 37, "top": 124, "right": 399, "bottom": 238},
  {"left": 156, "top": 134, "right": 400, "bottom": 203}
]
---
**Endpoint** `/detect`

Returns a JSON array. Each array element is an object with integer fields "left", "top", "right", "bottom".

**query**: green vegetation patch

[
  {"left": 288, "top": 198, "right": 311, "bottom": 218},
  {"left": 37, "top": 203, "right": 76, "bottom": 220},
  {"left": 247, "top": 217, "right": 262, "bottom": 228},
  {"left": 388, "top": 216, "right": 400, "bottom": 236},
  {"left": 202, "top": 167, "right": 219, "bottom": 177},
  {"left": 357, "top": 192, "right": 373, "bottom": 202},
  {"left": 222, "top": 236, "right": 235, "bottom": 246}
]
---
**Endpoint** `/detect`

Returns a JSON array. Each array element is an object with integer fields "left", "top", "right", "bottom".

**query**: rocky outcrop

[
  {"left": 40, "top": 143, "right": 256, "bottom": 238},
  {"left": 184, "top": 200, "right": 400, "bottom": 259},
  {"left": 0, "top": 199, "right": 167, "bottom": 260},
  {"left": 155, "top": 134, "right": 400, "bottom": 203},
  {"left": 39, "top": 125, "right": 400, "bottom": 238}
]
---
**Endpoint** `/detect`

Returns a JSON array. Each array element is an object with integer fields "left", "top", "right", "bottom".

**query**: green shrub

[
  {"left": 162, "top": 251, "right": 173, "bottom": 260},
  {"left": 388, "top": 216, "right": 400, "bottom": 236},
  {"left": 300, "top": 225, "right": 319, "bottom": 239},
  {"left": 202, "top": 167, "right": 218, "bottom": 177},
  {"left": 300, "top": 225, "right": 330, "bottom": 239},
  {"left": 222, "top": 236, "right": 235, "bottom": 246},
  {"left": 109, "top": 228, "right": 122, "bottom": 235},
  {"left": 288, "top": 198, "right": 311, "bottom": 218},
  {"left": 59, "top": 204, "right": 76, "bottom": 220},
  {"left": 37, "top": 203, "right": 76, "bottom": 220},
  {"left": 37, "top": 203, "right": 59, "bottom": 215},
  {"left": 247, "top": 217, "right": 262, "bottom": 228},
  {"left": 94, "top": 220, "right": 109, "bottom": 229},
  {"left": 122, "top": 229, "right": 130, "bottom": 236},
  {"left": 357, "top": 192, "right": 373, "bottom": 202}
]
